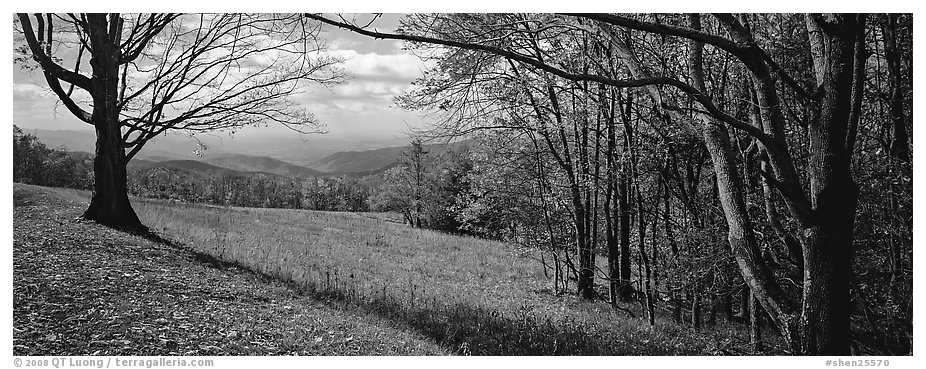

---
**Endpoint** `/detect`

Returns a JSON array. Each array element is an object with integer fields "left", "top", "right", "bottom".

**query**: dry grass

[{"left": 131, "top": 195, "right": 730, "bottom": 355}]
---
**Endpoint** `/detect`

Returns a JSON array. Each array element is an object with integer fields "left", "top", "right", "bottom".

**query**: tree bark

[
  {"left": 800, "top": 14, "right": 862, "bottom": 355},
  {"left": 617, "top": 91, "right": 635, "bottom": 301},
  {"left": 605, "top": 89, "right": 621, "bottom": 305},
  {"left": 81, "top": 14, "right": 143, "bottom": 230},
  {"left": 750, "top": 290, "right": 764, "bottom": 352}
]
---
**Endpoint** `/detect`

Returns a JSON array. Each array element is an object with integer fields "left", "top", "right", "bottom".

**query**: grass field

[
  {"left": 13, "top": 184, "right": 447, "bottom": 355},
  {"left": 15, "top": 185, "right": 754, "bottom": 355},
  {"left": 129, "top": 194, "right": 737, "bottom": 355}
]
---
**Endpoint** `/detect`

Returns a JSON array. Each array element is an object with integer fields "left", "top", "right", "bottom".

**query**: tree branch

[
  {"left": 18, "top": 14, "right": 92, "bottom": 123},
  {"left": 306, "top": 13, "right": 774, "bottom": 146},
  {"left": 18, "top": 14, "right": 92, "bottom": 91}
]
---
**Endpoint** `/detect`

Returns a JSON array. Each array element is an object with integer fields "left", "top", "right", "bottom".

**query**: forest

[{"left": 13, "top": 13, "right": 913, "bottom": 356}]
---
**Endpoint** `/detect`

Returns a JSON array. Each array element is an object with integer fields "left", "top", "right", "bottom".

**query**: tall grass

[{"left": 130, "top": 197, "right": 722, "bottom": 355}]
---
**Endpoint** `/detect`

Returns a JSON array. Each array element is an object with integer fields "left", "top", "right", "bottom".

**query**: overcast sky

[{"left": 12, "top": 13, "right": 429, "bottom": 147}]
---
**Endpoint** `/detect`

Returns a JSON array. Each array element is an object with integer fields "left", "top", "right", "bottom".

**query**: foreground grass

[
  {"left": 13, "top": 184, "right": 446, "bottom": 355},
  {"left": 127, "top": 191, "right": 733, "bottom": 355},
  {"left": 14, "top": 185, "right": 759, "bottom": 355}
]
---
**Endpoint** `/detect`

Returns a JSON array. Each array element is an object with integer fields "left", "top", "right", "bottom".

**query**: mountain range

[
  {"left": 25, "top": 128, "right": 407, "bottom": 168},
  {"left": 25, "top": 129, "right": 443, "bottom": 178},
  {"left": 202, "top": 154, "right": 326, "bottom": 177},
  {"left": 26, "top": 128, "right": 460, "bottom": 177}
]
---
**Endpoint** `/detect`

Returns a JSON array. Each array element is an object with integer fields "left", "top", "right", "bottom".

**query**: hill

[
  {"left": 308, "top": 146, "right": 405, "bottom": 174},
  {"left": 309, "top": 140, "right": 474, "bottom": 174},
  {"left": 24, "top": 128, "right": 408, "bottom": 166},
  {"left": 202, "top": 154, "right": 324, "bottom": 178},
  {"left": 128, "top": 159, "right": 250, "bottom": 176},
  {"left": 14, "top": 184, "right": 754, "bottom": 355},
  {"left": 13, "top": 184, "right": 445, "bottom": 355},
  {"left": 130, "top": 189, "right": 730, "bottom": 355}
]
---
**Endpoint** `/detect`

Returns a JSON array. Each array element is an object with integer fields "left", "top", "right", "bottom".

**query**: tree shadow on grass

[
  {"left": 321, "top": 288, "right": 609, "bottom": 355},
  {"left": 132, "top": 228, "right": 242, "bottom": 270}
]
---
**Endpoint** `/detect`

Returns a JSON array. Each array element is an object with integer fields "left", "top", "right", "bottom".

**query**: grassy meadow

[
  {"left": 28, "top": 187, "right": 755, "bottom": 355},
  {"left": 124, "top": 194, "right": 744, "bottom": 355}
]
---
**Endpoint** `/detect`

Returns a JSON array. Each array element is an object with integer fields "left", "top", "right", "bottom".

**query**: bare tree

[{"left": 17, "top": 13, "right": 343, "bottom": 229}]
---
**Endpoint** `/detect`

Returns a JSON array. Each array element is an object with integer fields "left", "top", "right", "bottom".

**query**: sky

[{"left": 11, "top": 13, "right": 431, "bottom": 149}]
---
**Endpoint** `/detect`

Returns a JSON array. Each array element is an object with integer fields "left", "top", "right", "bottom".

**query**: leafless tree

[{"left": 17, "top": 13, "right": 343, "bottom": 229}]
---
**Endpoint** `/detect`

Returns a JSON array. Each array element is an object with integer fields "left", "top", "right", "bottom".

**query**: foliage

[
  {"left": 13, "top": 125, "right": 93, "bottom": 190},
  {"left": 371, "top": 139, "right": 473, "bottom": 233},
  {"left": 127, "top": 166, "right": 374, "bottom": 212}
]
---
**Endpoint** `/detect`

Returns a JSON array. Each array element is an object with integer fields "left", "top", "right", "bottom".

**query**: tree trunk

[
  {"left": 81, "top": 14, "right": 143, "bottom": 231},
  {"left": 606, "top": 160, "right": 620, "bottom": 304},
  {"left": 573, "top": 189, "right": 595, "bottom": 300},
  {"left": 637, "top": 189, "right": 655, "bottom": 325},
  {"left": 800, "top": 14, "right": 863, "bottom": 355},
  {"left": 618, "top": 170, "right": 633, "bottom": 300},
  {"left": 617, "top": 91, "right": 635, "bottom": 301},
  {"left": 700, "top": 114, "right": 799, "bottom": 347},
  {"left": 750, "top": 290, "right": 764, "bottom": 352},
  {"left": 686, "top": 14, "right": 801, "bottom": 351},
  {"left": 723, "top": 292, "right": 734, "bottom": 323},
  {"left": 691, "top": 287, "right": 701, "bottom": 330}
]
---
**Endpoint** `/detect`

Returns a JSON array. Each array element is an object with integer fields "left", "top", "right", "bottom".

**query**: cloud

[
  {"left": 11, "top": 21, "right": 434, "bottom": 141},
  {"left": 330, "top": 50, "right": 428, "bottom": 81},
  {"left": 12, "top": 83, "right": 54, "bottom": 104},
  {"left": 328, "top": 37, "right": 362, "bottom": 51},
  {"left": 292, "top": 48, "right": 431, "bottom": 115},
  {"left": 335, "top": 81, "right": 413, "bottom": 100},
  {"left": 12, "top": 83, "right": 88, "bottom": 129}
]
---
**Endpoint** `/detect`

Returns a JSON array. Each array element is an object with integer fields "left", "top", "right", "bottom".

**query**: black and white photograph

[{"left": 8, "top": 5, "right": 917, "bottom": 363}]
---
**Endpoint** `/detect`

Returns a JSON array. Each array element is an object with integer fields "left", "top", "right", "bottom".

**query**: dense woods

[{"left": 15, "top": 13, "right": 912, "bottom": 356}]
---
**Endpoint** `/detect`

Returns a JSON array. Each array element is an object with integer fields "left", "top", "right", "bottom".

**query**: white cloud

[
  {"left": 329, "top": 50, "right": 428, "bottom": 81},
  {"left": 328, "top": 37, "right": 362, "bottom": 51},
  {"left": 12, "top": 83, "right": 48, "bottom": 98},
  {"left": 335, "top": 81, "right": 412, "bottom": 99}
]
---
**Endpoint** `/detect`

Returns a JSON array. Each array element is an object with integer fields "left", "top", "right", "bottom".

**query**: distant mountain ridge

[
  {"left": 308, "top": 146, "right": 406, "bottom": 174},
  {"left": 25, "top": 128, "right": 471, "bottom": 176},
  {"left": 201, "top": 154, "right": 324, "bottom": 178},
  {"left": 24, "top": 128, "right": 407, "bottom": 165},
  {"left": 308, "top": 140, "right": 473, "bottom": 174},
  {"left": 128, "top": 159, "right": 248, "bottom": 176}
]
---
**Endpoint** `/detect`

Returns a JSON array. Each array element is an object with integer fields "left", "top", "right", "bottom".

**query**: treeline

[
  {"left": 127, "top": 166, "right": 375, "bottom": 212},
  {"left": 12, "top": 126, "right": 377, "bottom": 212},
  {"left": 12, "top": 122, "right": 518, "bottom": 235},
  {"left": 13, "top": 125, "right": 94, "bottom": 190}
]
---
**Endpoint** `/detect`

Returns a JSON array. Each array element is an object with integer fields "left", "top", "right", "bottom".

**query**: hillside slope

[
  {"left": 202, "top": 154, "right": 323, "bottom": 177},
  {"left": 132, "top": 192, "right": 737, "bottom": 355},
  {"left": 128, "top": 159, "right": 248, "bottom": 176},
  {"left": 14, "top": 184, "right": 753, "bottom": 355},
  {"left": 308, "top": 146, "right": 404, "bottom": 174},
  {"left": 12, "top": 184, "right": 447, "bottom": 355},
  {"left": 309, "top": 140, "right": 473, "bottom": 174}
]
